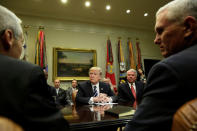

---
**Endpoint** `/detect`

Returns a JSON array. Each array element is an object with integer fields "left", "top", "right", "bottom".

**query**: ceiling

[{"left": 0, "top": 0, "right": 172, "bottom": 30}]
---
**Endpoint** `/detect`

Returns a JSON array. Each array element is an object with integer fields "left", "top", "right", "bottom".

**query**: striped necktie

[{"left": 93, "top": 86, "right": 98, "bottom": 97}]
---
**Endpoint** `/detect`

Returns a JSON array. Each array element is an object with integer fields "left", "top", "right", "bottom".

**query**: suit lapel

[
  {"left": 99, "top": 82, "right": 104, "bottom": 93},
  {"left": 58, "top": 88, "right": 62, "bottom": 96},
  {"left": 87, "top": 81, "right": 94, "bottom": 96},
  {"left": 135, "top": 82, "right": 140, "bottom": 99}
]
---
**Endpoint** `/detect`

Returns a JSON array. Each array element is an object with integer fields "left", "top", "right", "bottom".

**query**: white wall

[{"left": 19, "top": 15, "right": 163, "bottom": 89}]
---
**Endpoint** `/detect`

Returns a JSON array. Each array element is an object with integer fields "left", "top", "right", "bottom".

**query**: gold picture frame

[{"left": 53, "top": 47, "right": 97, "bottom": 81}]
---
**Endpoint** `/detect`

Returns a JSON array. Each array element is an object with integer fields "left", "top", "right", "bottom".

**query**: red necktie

[{"left": 130, "top": 84, "right": 137, "bottom": 108}]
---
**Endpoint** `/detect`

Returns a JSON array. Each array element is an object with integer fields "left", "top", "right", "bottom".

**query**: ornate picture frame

[{"left": 53, "top": 47, "right": 97, "bottom": 81}]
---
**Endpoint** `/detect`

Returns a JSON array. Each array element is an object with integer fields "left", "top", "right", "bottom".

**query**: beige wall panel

[{"left": 19, "top": 15, "right": 162, "bottom": 88}]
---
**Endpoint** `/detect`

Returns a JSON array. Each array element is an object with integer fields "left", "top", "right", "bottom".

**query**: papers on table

[{"left": 94, "top": 103, "right": 118, "bottom": 106}]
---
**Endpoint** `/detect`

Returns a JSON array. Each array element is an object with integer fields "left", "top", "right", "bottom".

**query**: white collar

[{"left": 92, "top": 82, "right": 99, "bottom": 88}]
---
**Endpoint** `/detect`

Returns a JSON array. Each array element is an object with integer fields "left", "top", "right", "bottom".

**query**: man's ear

[
  {"left": 1, "top": 29, "right": 14, "bottom": 50},
  {"left": 183, "top": 16, "right": 197, "bottom": 38}
]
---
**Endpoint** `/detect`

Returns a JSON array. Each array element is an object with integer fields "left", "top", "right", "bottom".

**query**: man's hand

[{"left": 93, "top": 93, "right": 111, "bottom": 103}]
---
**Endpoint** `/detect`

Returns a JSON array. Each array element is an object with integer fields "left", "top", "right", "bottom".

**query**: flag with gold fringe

[
  {"left": 136, "top": 39, "right": 142, "bottom": 70},
  {"left": 128, "top": 39, "right": 136, "bottom": 69},
  {"left": 118, "top": 39, "right": 126, "bottom": 83},
  {"left": 35, "top": 30, "right": 47, "bottom": 70},
  {"left": 105, "top": 38, "right": 117, "bottom": 93}
]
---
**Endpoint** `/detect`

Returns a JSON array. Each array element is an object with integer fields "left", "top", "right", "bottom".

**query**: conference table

[{"left": 61, "top": 104, "right": 134, "bottom": 131}]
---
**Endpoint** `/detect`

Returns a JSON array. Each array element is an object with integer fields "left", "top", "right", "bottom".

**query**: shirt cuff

[
  {"left": 88, "top": 97, "right": 94, "bottom": 104},
  {"left": 109, "top": 97, "right": 113, "bottom": 103}
]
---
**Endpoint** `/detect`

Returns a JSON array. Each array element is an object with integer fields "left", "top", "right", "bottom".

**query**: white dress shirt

[
  {"left": 89, "top": 83, "right": 100, "bottom": 104},
  {"left": 56, "top": 88, "right": 59, "bottom": 95},
  {"left": 128, "top": 82, "right": 136, "bottom": 93}
]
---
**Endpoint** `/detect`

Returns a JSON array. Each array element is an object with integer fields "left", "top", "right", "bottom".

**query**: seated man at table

[
  {"left": 76, "top": 67, "right": 116, "bottom": 105},
  {"left": 124, "top": 0, "right": 197, "bottom": 130},
  {"left": 67, "top": 79, "right": 78, "bottom": 105},
  {"left": 53, "top": 79, "right": 69, "bottom": 108},
  {"left": 118, "top": 69, "right": 144, "bottom": 107},
  {"left": 0, "top": 5, "right": 69, "bottom": 131}
]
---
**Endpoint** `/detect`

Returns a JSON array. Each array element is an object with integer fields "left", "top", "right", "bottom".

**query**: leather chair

[
  {"left": 72, "top": 90, "right": 78, "bottom": 105},
  {"left": 0, "top": 116, "right": 23, "bottom": 131},
  {"left": 172, "top": 98, "right": 197, "bottom": 131}
]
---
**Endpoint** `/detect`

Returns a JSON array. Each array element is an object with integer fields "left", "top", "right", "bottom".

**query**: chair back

[
  {"left": 0, "top": 116, "right": 23, "bottom": 131},
  {"left": 72, "top": 90, "right": 78, "bottom": 105},
  {"left": 172, "top": 98, "right": 197, "bottom": 131}
]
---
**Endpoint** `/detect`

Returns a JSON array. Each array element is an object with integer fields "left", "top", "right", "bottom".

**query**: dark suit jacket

[
  {"left": 118, "top": 81, "right": 144, "bottom": 106},
  {"left": 55, "top": 88, "right": 69, "bottom": 107},
  {"left": 0, "top": 54, "right": 69, "bottom": 131},
  {"left": 48, "top": 84, "right": 56, "bottom": 97},
  {"left": 47, "top": 84, "right": 56, "bottom": 104},
  {"left": 76, "top": 80, "right": 116, "bottom": 105},
  {"left": 124, "top": 44, "right": 197, "bottom": 131}
]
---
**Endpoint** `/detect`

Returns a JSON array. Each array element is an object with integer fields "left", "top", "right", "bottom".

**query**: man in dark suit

[
  {"left": 53, "top": 79, "right": 69, "bottom": 108},
  {"left": 76, "top": 67, "right": 116, "bottom": 105},
  {"left": 67, "top": 79, "right": 78, "bottom": 105},
  {"left": 118, "top": 69, "right": 144, "bottom": 107},
  {"left": 124, "top": 0, "right": 197, "bottom": 130},
  {"left": 0, "top": 5, "right": 69, "bottom": 131}
]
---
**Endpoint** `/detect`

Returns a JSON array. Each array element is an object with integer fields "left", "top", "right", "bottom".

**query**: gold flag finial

[
  {"left": 39, "top": 26, "right": 44, "bottom": 30},
  {"left": 24, "top": 25, "right": 30, "bottom": 29}
]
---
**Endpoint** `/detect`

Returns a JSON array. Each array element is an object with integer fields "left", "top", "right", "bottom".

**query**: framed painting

[{"left": 53, "top": 48, "right": 97, "bottom": 81}]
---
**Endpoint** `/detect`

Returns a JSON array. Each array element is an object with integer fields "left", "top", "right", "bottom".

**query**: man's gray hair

[
  {"left": 156, "top": 0, "right": 197, "bottom": 23},
  {"left": 89, "top": 67, "right": 102, "bottom": 76},
  {"left": 127, "top": 69, "right": 137, "bottom": 77},
  {"left": 0, "top": 5, "right": 23, "bottom": 40}
]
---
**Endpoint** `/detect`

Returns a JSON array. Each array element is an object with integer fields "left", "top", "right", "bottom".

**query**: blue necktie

[{"left": 93, "top": 86, "right": 98, "bottom": 97}]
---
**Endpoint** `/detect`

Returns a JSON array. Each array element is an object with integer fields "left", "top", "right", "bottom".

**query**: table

[{"left": 61, "top": 104, "right": 133, "bottom": 131}]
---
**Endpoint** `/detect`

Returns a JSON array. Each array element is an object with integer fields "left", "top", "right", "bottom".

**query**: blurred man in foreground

[
  {"left": 0, "top": 5, "right": 69, "bottom": 131},
  {"left": 124, "top": 0, "right": 197, "bottom": 130}
]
